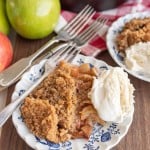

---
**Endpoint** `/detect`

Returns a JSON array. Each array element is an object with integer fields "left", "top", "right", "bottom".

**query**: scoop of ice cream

[
  {"left": 89, "top": 67, "right": 134, "bottom": 123},
  {"left": 125, "top": 42, "right": 150, "bottom": 75}
]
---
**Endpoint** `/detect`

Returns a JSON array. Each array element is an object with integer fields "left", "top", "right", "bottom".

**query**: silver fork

[
  {"left": 73, "top": 16, "right": 108, "bottom": 46},
  {"left": 26, "top": 15, "right": 108, "bottom": 69},
  {"left": 0, "top": 5, "right": 95, "bottom": 88},
  {"left": 0, "top": 16, "right": 107, "bottom": 92},
  {"left": 0, "top": 43, "right": 80, "bottom": 127}
]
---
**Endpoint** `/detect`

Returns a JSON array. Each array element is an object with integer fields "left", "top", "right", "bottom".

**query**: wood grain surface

[{"left": 0, "top": 34, "right": 150, "bottom": 150}]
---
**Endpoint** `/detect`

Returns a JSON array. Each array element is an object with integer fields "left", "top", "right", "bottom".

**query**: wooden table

[{"left": 0, "top": 33, "right": 150, "bottom": 150}]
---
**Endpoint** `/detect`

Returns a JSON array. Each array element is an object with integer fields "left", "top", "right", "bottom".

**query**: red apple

[{"left": 0, "top": 32, "right": 13, "bottom": 72}]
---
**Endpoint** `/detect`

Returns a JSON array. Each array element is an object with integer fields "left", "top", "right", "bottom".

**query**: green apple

[
  {"left": 6, "top": 0, "right": 60, "bottom": 39},
  {"left": 0, "top": 0, "right": 10, "bottom": 34}
]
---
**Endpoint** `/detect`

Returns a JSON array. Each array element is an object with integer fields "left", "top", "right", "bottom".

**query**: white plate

[
  {"left": 106, "top": 12, "right": 150, "bottom": 82},
  {"left": 12, "top": 54, "right": 134, "bottom": 150}
]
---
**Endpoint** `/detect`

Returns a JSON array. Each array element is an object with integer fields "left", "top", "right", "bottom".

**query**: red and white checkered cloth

[{"left": 55, "top": 0, "right": 150, "bottom": 56}]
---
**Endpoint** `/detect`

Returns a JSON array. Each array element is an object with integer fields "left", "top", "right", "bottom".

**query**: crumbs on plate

[{"left": 20, "top": 61, "right": 105, "bottom": 143}]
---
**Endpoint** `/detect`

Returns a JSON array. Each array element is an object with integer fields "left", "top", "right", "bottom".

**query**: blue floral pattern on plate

[
  {"left": 106, "top": 11, "right": 150, "bottom": 82},
  {"left": 12, "top": 54, "right": 134, "bottom": 150},
  {"left": 83, "top": 123, "right": 120, "bottom": 150}
]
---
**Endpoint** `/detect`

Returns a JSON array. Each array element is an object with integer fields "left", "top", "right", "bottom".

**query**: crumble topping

[
  {"left": 21, "top": 61, "right": 105, "bottom": 143},
  {"left": 116, "top": 18, "right": 150, "bottom": 52}
]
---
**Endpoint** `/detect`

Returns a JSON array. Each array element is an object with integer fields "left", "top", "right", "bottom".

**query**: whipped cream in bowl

[
  {"left": 89, "top": 67, "right": 135, "bottom": 123},
  {"left": 125, "top": 42, "right": 150, "bottom": 75}
]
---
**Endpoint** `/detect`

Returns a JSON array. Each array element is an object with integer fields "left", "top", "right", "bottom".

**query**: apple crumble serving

[
  {"left": 116, "top": 18, "right": 150, "bottom": 52},
  {"left": 20, "top": 61, "right": 105, "bottom": 143}
]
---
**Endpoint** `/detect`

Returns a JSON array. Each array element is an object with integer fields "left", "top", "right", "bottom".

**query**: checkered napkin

[{"left": 55, "top": 0, "right": 150, "bottom": 56}]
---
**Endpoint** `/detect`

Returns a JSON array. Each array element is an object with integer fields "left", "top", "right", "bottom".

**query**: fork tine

[
  {"left": 64, "top": 5, "right": 93, "bottom": 30},
  {"left": 55, "top": 44, "right": 75, "bottom": 61},
  {"left": 79, "top": 17, "right": 107, "bottom": 39},
  {"left": 69, "top": 8, "right": 95, "bottom": 37},
  {"left": 66, "top": 47, "right": 80, "bottom": 62},
  {"left": 50, "top": 43, "right": 72, "bottom": 61},
  {"left": 82, "top": 19, "right": 107, "bottom": 42},
  {"left": 64, "top": 6, "right": 96, "bottom": 38},
  {"left": 67, "top": 7, "right": 95, "bottom": 35},
  {"left": 63, "top": 5, "right": 89, "bottom": 30},
  {"left": 49, "top": 42, "right": 78, "bottom": 63},
  {"left": 78, "top": 17, "right": 108, "bottom": 43},
  {"left": 66, "top": 6, "right": 95, "bottom": 33},
  {"left": 56, "top": 43, "right": 79, "bottom": 62}
]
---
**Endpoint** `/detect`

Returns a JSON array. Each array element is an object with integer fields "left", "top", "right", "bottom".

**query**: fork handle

[
  {"left": 0, "top": 37, "right": 59, "bottom": 88},
  {"left": 0, "top": 71, "right": 49, "bottom": 127}
]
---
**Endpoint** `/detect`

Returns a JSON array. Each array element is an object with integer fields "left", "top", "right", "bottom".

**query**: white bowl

[{"left": 106, "top": 12, "right": 150, "bottom": 82}]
